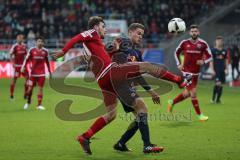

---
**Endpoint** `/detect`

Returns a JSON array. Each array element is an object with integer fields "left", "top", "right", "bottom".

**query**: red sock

[
  {"left": 161, "top": 71, "right": 182, "bottom": 84},
  {"left": 191, "top": 97, "right": 201, "bottom": 115},
  {"left": 83, "top": 117, "right": 107, "bottom": 139},
  {"left": 37, "top": 94, "right": 43, "bottom": 106},
  {"left": 10, "top": 83, "right": 15, "bottom": 97},
  {"left": 173, "top": 93, "right": 187, "bottom": 105}
]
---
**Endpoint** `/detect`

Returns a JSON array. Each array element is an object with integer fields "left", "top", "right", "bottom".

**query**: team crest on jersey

[
  {"left": 187, "top": 44, "right": 190, "bottom": 48},
  {"left": 197, "top": 43, "right": 202, "bottom": 49}
]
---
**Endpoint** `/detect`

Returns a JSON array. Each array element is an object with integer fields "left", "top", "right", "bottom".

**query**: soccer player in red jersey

[
  {"left": 52, "top": 16, "right": 190, "bottom": 155},
  {"left": 21, "top": 37, "right": 51, "bottom": 110},
  {"left": 9, "top": 34, "right": 29, "bottom": 100},
  {"left": 167, "top": 25, "right": 212, "bottom": 121}
]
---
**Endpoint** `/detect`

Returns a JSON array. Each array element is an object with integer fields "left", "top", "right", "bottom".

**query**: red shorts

[
  {"left": 28, "top": 76, "right": 46, "bottom": 87},
  {"left": 186, "top": 75, "right": 199, "bottom": 91},
  {"left": 14, "top": 67, "right": 29, "bottom": 78},
  {"left": 98, "top": 63, "right": 141, "bottom": 106}
]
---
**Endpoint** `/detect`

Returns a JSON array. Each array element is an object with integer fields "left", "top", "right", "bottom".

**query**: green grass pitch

[{"left": 0, "top": 78, "right": 240, "bottom": 160}]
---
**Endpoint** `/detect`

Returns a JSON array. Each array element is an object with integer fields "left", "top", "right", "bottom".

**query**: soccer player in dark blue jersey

[
  {"left": 107, "top": 23, "right": 161, "bottom": 152},
  {"left": 211, "top": 36, "right": 228, "bottom": 103}
]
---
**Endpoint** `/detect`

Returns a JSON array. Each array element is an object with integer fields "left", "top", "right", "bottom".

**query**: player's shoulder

[
  {"left": 179, "top": 39, "right": 189, "bottom": 45},
  {"left": 134, "top": 48, "right": 142, "bottom": 56},
  {"left": 42, "top": 47, "right": 49, "bottom": 53},
  {"left": 80, "top": 29, "right": 97, "bottom": 38},
  {"left": 11, "top": 43, "right": 18, "bottom": 49},
  {"left": 28, "top": 47, "right": 36, "bottom": 53},
  {"left": 22, "top": 43, "right": 27, "bottom": 47},
  {"left": 198, "top": 38, "right": 210, "bottom": 46},
  {"left": 211, "top": 48, "right": 216, "bottom": 53}
]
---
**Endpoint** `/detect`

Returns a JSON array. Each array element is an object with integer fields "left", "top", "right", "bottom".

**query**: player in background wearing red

[
  {"left": 167, "top": 25, "right": 212, "bottom": 121},
  {"left": 9, "top": 34, "right": 29, "bottom": 100},
  {"left": 21, "top": 37, "right": 51, "bottom": 110},
  {"left": 52, "top": 16, "right": 190, "bottom": 155}
]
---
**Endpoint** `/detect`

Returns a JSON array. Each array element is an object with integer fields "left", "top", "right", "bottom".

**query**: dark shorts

[
  {"left": 118, "top": 83, "right": 139, "bottom": 113},
  {"left": 215, "top": 70, "right": 225, "bottom": 83}
]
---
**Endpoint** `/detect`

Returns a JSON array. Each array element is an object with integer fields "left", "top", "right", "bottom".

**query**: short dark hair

[
  {"left": 16, "top": 33, "right": 24, "bottom": 37},
  {"left": 36, "top": 36, "right": 45, "bottom": 41},
  {"left": 190, "top": 24, "right": 199, "bottom": 29},
  {"left": 88, "top": 16, "right": 104, "bottom": 29},
  {"left": 216, "top": 36, "right": 223, "bottom": 40},
  {"left": 128, "top": 23, "right": 145, "bottom": 32}
]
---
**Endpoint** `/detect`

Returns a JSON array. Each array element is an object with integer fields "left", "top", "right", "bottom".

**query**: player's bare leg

[
  {"left": 10, "top": 77, "right": 17, "bottom": 100},
  {"left": 23, "top": 76, "right": 29, "bottom": 99},
  {"left": 36, "top": 87, "right": 45, "bottom": 110},
  {"left": 24, "top": 85, "right": 33, "bottom": 110},
  {"left": 136, "top": 62, "right": 191, "bottom": 88},
  {"left": 212, "top": 81, "right": 223, "bottom": 104},
  {"left": 168, "top": 89, "right": 190, "bottom": 113},
  {"left": 77, "top": 102, "right": 118, "bottom": 155},
  {"left": 190, "top": 88, "right": 208, "bottom": 121},
  {"left": 132, "top": 98, "right": 164, "bottom": 153}
]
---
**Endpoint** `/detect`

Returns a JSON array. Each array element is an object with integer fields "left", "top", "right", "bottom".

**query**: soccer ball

[{"left": 168, "top": 18, "right": 186, "bottom": 34}]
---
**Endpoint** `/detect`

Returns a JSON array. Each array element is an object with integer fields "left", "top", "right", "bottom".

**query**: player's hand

[
  {"left": 225, "top": 69, "right": 229, "bottom": 75},
  {"left": 196, "top": 60, "right": 204, "bottom": 66},
  {"left": 212, "top": 71, "right": 216, "bottom": 76},
  {"left": 148, "top": 90, "right": 161, "bottom": 105},
  {"left": 112, "top": 38, "right": 121, "bottom": 51},
  {"left": 177, "top": 64, "right": 183, "bottom": 71},
  {"left": 20, "top": 67, "right": 25, "bottom": 73},
  {"left": 51, "top": 51, "right": 65, "bottom": 60}
]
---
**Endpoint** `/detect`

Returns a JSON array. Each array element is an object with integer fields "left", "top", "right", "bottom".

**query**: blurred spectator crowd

[{"left": 0, "top": 0, "right": 227, "bottom": 44}]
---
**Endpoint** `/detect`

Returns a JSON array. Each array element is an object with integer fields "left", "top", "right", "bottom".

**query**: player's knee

[
  {"left": 183, "top": 91, "right": 190, "bottom": 98},
  {"left": 134, "top": 98, "right": 148, "bottom": 113},
  {"left": 105, "top": 110, "right": 117, "bottom": 122},
  {"left": 216, "top": 81, "right": 222, "bottom": 86},
  {"left": 190, "top": 91, "right": 197, "bottom": 98}
]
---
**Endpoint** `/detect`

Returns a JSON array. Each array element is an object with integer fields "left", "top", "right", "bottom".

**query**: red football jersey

[
  {"left": 23, "top": 47, "right": 49, "bottom": 77},
  {"left": 9, "top": 43, "right": 27, "bottom": 67},
  {"left": 62, "top": 29, "right": 112, "bottom": 79},
  {"left": 174, "top": 38, "right": 212, "bottom": 74}
]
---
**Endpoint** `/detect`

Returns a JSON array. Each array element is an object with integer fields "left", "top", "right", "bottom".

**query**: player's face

[
  {"left": 189, "top": 28, "right": 200, "bottom": 40},
  {"left": 96, "top": 22, "right": 106, "bottom": 39},
  {"left": 129, "top": 28, "right": 144, "bottom": 45},
  {"left": 17, "top": 35, "right": 24, "bottom": 43},
  {"left": 215, "top": 39, "right": 223, "bottom": 48},
  {"left": 36, "top": 39, "right": 44, "bottom": 48}
]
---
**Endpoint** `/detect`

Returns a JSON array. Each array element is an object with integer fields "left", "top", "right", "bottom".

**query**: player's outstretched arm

[
  {"left": 52, "top": 31, "right": 95, "bottom": 60},
  {"left": 51, "top": 50, "right": 65, "bottom": 60}
]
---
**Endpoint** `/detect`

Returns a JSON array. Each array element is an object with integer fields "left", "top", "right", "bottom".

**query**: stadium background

[
  {"left": 0, "top": 0, "right": 240, "bottom": 82},
  {"left": 0, "top": 1, "right": 240, "bottom": 160}
]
